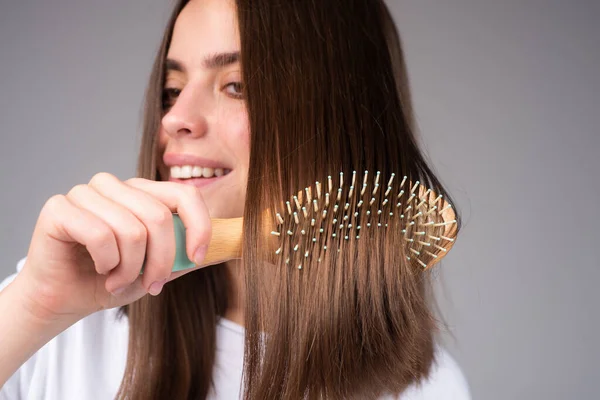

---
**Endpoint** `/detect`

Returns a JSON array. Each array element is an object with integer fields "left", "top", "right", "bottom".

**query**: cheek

[
  {"left": 237, "top": 121, "right": 250, "bottom": 148},
  {"left": 223, "top": 109, "right": 250, "bottom": 157}
]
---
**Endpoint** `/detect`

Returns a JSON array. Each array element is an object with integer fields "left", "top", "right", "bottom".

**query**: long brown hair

[{"left": 117, "top": 1, "right": 462, "bottom": 399}]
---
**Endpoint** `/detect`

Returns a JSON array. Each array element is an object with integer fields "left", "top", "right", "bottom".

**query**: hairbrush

[{"left": 144, "top": 170, "right": 457, "bottom": 273}]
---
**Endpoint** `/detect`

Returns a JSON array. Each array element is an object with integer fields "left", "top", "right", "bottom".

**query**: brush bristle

[{"left": 269, "top": 170, "right": 457, "bottom": 271}]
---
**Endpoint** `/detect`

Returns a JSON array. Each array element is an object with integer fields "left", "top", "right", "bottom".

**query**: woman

[{"left": 0, "top": 0, "right": 470, "bottom": 398}]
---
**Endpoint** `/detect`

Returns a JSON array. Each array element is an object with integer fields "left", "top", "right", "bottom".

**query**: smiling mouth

[{"left": 169, "top": 165, "right": 232, "bottom": 180}]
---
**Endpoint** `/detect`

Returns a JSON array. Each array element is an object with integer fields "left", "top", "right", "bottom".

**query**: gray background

[{"left": 1, "top": 1, "right": 598, "bottom": 398}]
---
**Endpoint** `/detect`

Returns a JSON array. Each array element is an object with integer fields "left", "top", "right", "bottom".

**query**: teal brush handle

[{"left": 140, "top": 214, "right": 196, "bottom": 274}]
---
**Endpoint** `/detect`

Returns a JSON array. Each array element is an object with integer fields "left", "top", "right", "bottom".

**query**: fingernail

[
  {"left": 194, "top": 245, "right": 208, "bottom": 265},
  {"left": 148, "top": 279, "right": 167, "bottom": 296},
  {"left": 112, "top": 287, "right": 127, "bottom": 296}
]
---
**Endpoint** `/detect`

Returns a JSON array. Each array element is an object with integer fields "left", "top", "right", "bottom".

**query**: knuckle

[
  {"left": 89, "top": 172, "right": 117, "bottom": 187},
  {"left": 66, "top": 184, "right": 89, "bottom": 199},
  {"left": 146, "top": 208, "right": 172, "bottom": 227},
  {"left": 124, "top": 177, "right": 144, "bottom": 185},
  {"left": 43, "top": 194, "right": 66, "bottom": 212},
  {"left": 123, "top": 224, "right": 147, "bottom": 245},
  {"left": 97, "top": 251, "right": 120, "bottom": 274},
  {"left": 88, "top": 225, "right": 114, "bottom": 249}
]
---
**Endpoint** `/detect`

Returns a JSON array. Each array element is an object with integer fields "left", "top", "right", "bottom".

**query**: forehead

[{"left": 168, "top": 0, "right": 240, "bottom": 62}]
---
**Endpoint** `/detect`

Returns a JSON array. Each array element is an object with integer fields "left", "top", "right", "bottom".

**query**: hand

[{"left": 17, "top": 172, "right": 211, "bottom": 323}]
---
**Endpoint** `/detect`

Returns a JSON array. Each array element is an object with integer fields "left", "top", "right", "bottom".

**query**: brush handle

[
  {"left": 141, "top": 214, "right": 243, "bottom": 273},
  {"left": 201, "top": 216, "right": 244, "bottom": 268}
]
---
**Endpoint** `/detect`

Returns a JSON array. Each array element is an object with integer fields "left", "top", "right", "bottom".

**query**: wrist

[
  {"left": 10, "top": 270, "right": 81, "bottom": 329},
  {"left": 0, "top": 273, "right": 77, "bottom": 385}
]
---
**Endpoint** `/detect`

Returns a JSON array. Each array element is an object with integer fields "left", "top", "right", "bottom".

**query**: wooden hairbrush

[
  {"left": 147, "top": 170, "right": 457, "bottom": 273},
  {"left": 268, "top": 170, "right": 457, "bottom": 271}
]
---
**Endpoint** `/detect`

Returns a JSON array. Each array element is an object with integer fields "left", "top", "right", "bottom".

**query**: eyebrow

[{"left": 165, "top": 51, "right": 240, "bottom": 73}]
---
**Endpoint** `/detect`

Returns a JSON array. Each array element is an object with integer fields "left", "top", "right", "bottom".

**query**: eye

[
  {"left": 161, "top": 87, "right": 181, "bottom": 111},
  {"left": 223, "top": 82, "right": 244, "bottom": 99}
]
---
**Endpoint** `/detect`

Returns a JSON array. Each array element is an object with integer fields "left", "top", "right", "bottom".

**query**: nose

[{"left": 161, "top": 86, "right": 208, "bottom": 139}]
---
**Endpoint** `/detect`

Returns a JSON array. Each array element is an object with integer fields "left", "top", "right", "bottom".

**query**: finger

[
  {"left": 124, "top": 178, "right": 212, "bottom": 265},
  {"left": 87, "top": 173, "right": 177, "bottom": 292},
  {"left": 66, "top": 184, "right": 149, "bottom": 293},
  {"left": 40, "top": 195, "right": 120, "bottom": 274},
  {"left": 105, "top": 274, "right": 147, "bottom": 307}
]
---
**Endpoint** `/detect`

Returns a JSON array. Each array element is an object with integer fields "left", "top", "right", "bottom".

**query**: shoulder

[{"left": 398, "top": 345, "right": 471, "bottom": 400}]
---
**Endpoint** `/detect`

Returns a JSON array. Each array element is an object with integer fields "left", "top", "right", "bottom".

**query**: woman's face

[{"left": 157, "top": 0, "right": 249, "bottom": 220}]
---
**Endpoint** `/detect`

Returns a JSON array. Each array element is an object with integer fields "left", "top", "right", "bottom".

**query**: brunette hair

[{"left": 117, "top": 1, "right": 461, "bottom": 399}]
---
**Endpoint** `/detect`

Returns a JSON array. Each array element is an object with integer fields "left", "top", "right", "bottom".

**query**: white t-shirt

[{"left": 1, "top": 257, "right": 471, "bottom": 399}]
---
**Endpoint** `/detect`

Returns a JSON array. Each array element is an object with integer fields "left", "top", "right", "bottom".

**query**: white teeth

[
  {"left": 202, "top": 167, "right": 214, "bottom": 178},
  {"left": 180, "top": 165, "right": 192, "bottom": 179},
  {"left": 170, "top": 165, "right": 230, "bottom": 179},
  {"left": 171, "top": 166, "right": 182, "bottom": 179},
  {"left": 192, "top": 166, "right": 203, "bottom": 178}
]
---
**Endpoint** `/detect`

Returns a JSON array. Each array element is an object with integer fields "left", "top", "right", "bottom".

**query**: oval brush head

[{"left": 269, "top": 170, "right": 457, "bottom": 271}]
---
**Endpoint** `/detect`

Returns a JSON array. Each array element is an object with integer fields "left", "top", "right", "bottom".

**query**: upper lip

[{"left": 163, "top": 153, "right": 231, "bottom": 170}]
